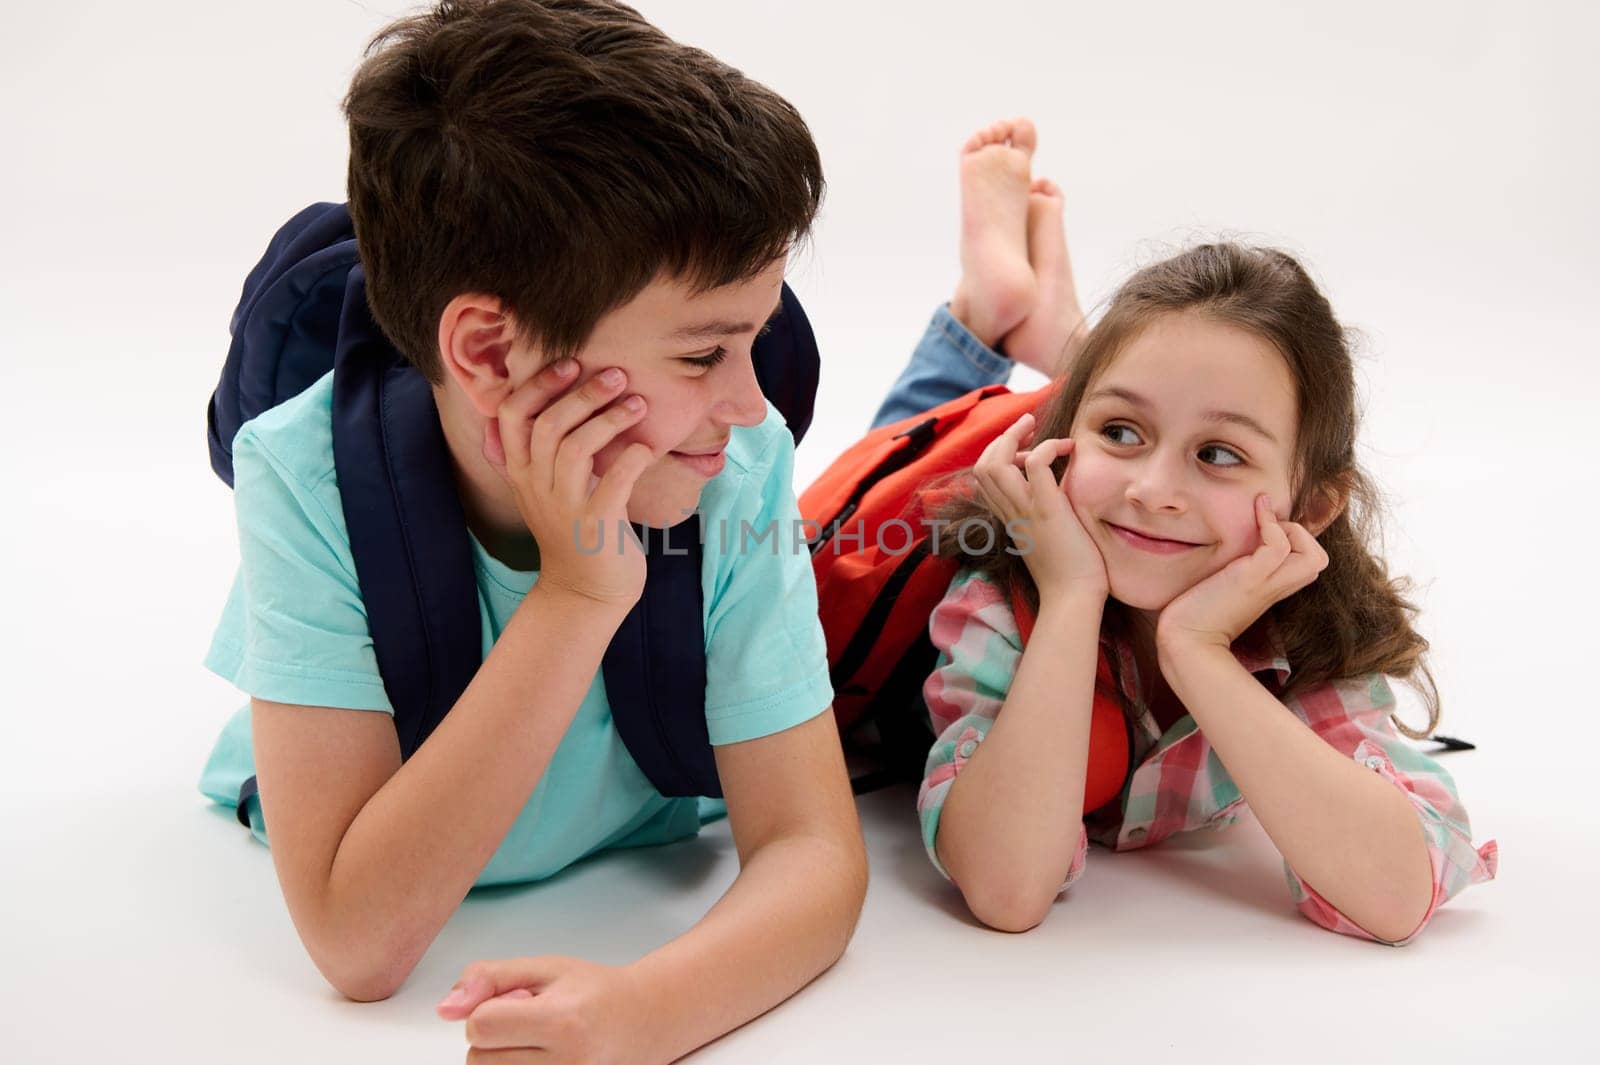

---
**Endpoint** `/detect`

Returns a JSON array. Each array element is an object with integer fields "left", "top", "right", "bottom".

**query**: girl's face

[{"left": 1064, "top": 311, "right": 1301, "bottom": 613}]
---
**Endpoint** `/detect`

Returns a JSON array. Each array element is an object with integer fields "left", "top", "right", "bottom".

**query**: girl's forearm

[
  {"left": 1158, "top": 643, "right": 1434, "bottom": 942},
  {"left": 627, "top": 831, "right": 867, "bottom": 1064},
  {"left": 935, "top": 589, "right": 1105, "bottom": 929}
]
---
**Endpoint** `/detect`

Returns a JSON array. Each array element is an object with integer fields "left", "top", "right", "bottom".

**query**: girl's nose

[{"left": 1125, "top": 451, "right": 1188, "bottom": 512}]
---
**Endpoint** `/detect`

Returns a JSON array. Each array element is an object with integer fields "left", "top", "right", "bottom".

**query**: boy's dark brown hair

[
  {"left": 933, "top": 243, "right": 1441, "bottom": 737},
  {"left": 344, "top": 0, "right": 824, "bottom": 383}
]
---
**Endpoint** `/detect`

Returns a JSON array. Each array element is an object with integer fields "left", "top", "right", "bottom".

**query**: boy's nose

[{"left": 714, "top": 356, "right": 770, "bottom": 428}]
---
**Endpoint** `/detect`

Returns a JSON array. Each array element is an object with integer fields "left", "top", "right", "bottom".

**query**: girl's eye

[
  {"left": 1198, "top": 444, "right": 1245, "bottom": 467},
  {"left": 1101, "top": 424, "right": 1141, "bottom": 446},
  {"left": 683, "top": 347, "right": 729, "bottom": 370}
]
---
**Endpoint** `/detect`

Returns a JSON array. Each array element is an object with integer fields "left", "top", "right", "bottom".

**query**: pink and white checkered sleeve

[
  {"left": 916, "top": 570, "right": 1089, "bottom": 888},
  {"left": 1281, "top": 674, "right": 1497, "bottom": 944}
]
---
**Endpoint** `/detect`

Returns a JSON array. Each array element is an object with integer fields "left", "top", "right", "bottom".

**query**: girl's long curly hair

[{"left": 932, "top": 243, "right": 1438, "bottom": 737}]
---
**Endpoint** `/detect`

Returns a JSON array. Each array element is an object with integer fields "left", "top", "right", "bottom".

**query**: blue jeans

[{"left": 869, "top": 304, "right": 1015, "bottom": 430}]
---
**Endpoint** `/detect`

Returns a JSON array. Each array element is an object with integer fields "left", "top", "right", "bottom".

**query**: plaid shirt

[{"left": 917, "top": 569, "right": 1498, "bottom": 945}]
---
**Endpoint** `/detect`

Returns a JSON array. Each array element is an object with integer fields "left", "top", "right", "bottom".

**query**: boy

[{"left": 199, "top": 1, "right": 865, "bottom": 1058}]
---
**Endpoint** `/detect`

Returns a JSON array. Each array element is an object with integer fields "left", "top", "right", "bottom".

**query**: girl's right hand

[
  {"left": 483, "top": 360, "right": 656, "bottom": 611},
  {"left": 972, "top": 413, "right": 1108, "bottom": 601}
]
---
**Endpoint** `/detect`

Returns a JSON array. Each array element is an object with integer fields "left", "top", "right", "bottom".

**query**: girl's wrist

[
  {"left": 1036, "top": 582, "right": 1108, "bottom": 621},
  {"left": 1156, "top": 637, "right": 1238, "bottom": 693}
]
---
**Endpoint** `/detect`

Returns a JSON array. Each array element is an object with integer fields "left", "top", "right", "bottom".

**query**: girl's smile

[{"left": 1064, "top": 310, "right": 1300, "bottom": 613}]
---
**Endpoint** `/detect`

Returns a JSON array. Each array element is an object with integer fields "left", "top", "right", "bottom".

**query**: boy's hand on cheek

[
  {"left": 484, "top": 359, "right": 655, "bottom": 610},
  {"left": 437, "top": 956, "right": 657, "bottom": 1064},
  {"left": 1155, "top": 494, "right": 1328, "bottom": 661}
]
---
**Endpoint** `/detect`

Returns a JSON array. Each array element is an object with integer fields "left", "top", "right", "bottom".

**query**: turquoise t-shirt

[{"left": 200, "top": 373, "right": 833, "bottom": 887}]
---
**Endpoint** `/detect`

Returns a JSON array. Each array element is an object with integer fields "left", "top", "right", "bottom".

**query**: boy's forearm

[
  {"left": 627, "top": 831, "right": 868, "bottom": 1064},
  {"left": 1159, "top": 644, "right": 1434, "bottom": 943},
  {"left": 935, "top": 590, "right": 1104, "bottom": 925},
  {"left": 317, "top": 584, "right": 630, "bottom": 994}
]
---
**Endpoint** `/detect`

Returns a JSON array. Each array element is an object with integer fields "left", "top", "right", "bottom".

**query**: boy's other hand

[
  {"left": 438, "top": 956, "right": 658, "bottom": 1064},
  {"left": 484, "top": 360, "right": 654, "bottom": 610}
]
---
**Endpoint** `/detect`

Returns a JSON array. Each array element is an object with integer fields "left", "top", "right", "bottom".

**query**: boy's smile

[
  {"left": 571, "top": 257, "right": 787, "bottom": 527},
  {"left": 1063, "top": 310, "right": 1300, "bottom": 613}
]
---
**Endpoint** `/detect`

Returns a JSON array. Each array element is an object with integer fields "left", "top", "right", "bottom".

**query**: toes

[
  {"left": 1007, "top": 117, "right": 1037, "bottom": 155},
  {"left": 1029, "top": 177, "right": 1062, "bottom": 199},
  {"left": 964, "top": 120, "right": 1009, "bottom": 154},
  {"left": 965, "top": 118, "right": 1039, "bottom": 157}
]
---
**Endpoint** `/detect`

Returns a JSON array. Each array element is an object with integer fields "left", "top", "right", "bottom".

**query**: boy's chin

[{"left": 624, "top": 487, "right": 704, "bottom": 529}]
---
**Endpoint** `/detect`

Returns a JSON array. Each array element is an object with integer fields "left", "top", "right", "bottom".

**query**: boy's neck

[{"left": 433, "top": 384, "right": 542, "bottom": 572}]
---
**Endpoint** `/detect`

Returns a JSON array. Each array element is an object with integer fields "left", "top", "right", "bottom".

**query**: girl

[{"left": 909, "top": 118, "right": 1497, "bottom": 944}]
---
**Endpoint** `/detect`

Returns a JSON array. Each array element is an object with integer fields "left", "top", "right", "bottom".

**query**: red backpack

[{"left": 799, "top": 385, "right": 1131, "bottom": 810}]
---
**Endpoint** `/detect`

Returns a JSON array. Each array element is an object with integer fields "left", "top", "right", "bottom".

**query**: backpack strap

[
  {"left": 235, "top": 266, "right": 479, "bottom": 828},
  {"left": 330, "top": 266, "right": 483, "bottom": 760},
  {"left": 602, "top": 519, "right": 718, "bottom": 797},
  {"left": 753, "top": 283, "right": 820, "bottom": 445}
]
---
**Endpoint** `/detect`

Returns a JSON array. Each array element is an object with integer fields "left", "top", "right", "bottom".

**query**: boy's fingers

[
  {"left": 439, "top": 957, "right": 572, "bottom": 1019},
  {"left": 528, "top": 367, "right": 630, "bottom": 463},
  {"left": 497, "top": 359, "right": 580, "bottom": 467},
  {"left": 589, "top": 441, "right": 656, "bottom": 516},
  {"left": 482, "top": 418, "right": 508, "bottom": 471},
  {"left": 554, "top": 396, "right": 648, "bottom": 500},
  {"left": 465, "top": 993, "right": 554, "bottom": 1051}
]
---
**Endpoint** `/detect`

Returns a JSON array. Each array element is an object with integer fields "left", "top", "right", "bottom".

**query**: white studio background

[{"left": 1, "top": 1, "right": 1594, "bottom": 1062}]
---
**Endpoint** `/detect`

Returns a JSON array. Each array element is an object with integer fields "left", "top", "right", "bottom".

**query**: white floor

[{"left": 3, "top": 1, "right": 1596, "bottom": 1062}]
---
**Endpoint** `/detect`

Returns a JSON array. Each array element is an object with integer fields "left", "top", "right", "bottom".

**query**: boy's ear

[
  {"left": 1298, "top": 474, "right": 1351, "bottom": 537},
  {"left": 437, "top": 293, "right": 525, "bottom": 418}
]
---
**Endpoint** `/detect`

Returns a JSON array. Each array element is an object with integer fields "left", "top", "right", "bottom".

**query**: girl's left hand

[
  {"left": 1155, "top": 494, "right": 1328, "bottom": 657},
  {"left": 437, "top": 955, "right": 656, "bottom": 1064}
]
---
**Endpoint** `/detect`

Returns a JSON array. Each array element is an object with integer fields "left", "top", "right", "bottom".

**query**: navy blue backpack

[{"left": 208, "top": 203, "right": 821, "bottom": 818}]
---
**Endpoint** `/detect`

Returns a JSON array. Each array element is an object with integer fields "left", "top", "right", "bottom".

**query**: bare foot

[
  {"left": 1000, "top": 177, "right": 1086, "bottom": 378},
  {"left": 949, "top": 118, "right": 1038, "bottom": 349}
]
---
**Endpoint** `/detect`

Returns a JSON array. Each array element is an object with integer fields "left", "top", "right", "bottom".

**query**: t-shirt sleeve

[
  {"left": 700, "top": 425, "right": 833, "bottom": 745},
  {"left": 203, "top": 425, "right": 393, "bottom": 713}
]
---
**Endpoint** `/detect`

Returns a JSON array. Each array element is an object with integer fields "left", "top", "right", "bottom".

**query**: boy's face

[
  {"left": 536, "top": 258, "right": 787, "bottom": 527},
  {"left": 1064, "top": 312, "right": 1301, "bottom": 612}
]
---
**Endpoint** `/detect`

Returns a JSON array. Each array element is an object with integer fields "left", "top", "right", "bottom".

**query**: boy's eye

[
  {"left": 683, "top": 347, "right": 729, "bottom": 370},
  {"left": 1198, "top": 444, "right": 1245, "bottom": 467},
  {"left": 1101, "top": 424, "right": 1141, "bottom": 446}
]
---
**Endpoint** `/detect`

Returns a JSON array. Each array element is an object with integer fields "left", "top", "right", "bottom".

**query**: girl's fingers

[
  {"left": 975, "top": 415, "right": 1028, "bottom": 469},
  {"left": 1254, "top": 495, "right": 1291, "bottom": 559},
  {"left": 1282, "top": 520, "right": 1327, "bottom": 565},
  {"left": 1023, "top": 439, "right": 1071, "bottom": 510}
]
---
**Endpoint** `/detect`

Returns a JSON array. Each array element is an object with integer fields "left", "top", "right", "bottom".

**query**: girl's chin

[{"left": 1106, "top": 579, "right": 1181, "bottom": 614}]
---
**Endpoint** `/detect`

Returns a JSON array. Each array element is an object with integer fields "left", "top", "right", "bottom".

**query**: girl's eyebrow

[{"left": 1084, "top": 385, "right": 1280, "bottom": 445}]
